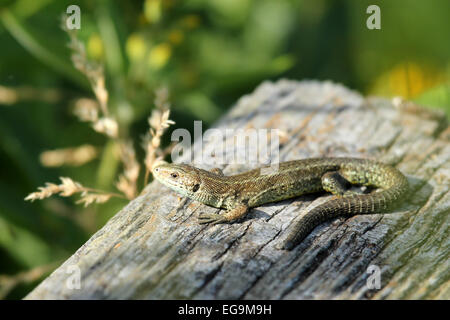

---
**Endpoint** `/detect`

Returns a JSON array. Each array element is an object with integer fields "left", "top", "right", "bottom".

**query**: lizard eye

[
  {"left": 171, "top": 173, "right": 178, "bottom": 178},
  {"left": 192, "top": 184, "right": 200, "bottom": 192}
]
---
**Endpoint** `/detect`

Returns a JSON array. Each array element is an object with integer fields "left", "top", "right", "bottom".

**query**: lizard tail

[{"left": 280, "top": 160, "right": 409, "bottom": 250}]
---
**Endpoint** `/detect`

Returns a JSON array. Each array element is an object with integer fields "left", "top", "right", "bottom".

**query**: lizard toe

[{"left": 198, "top": 213, "right": 225, "bottom": 224}]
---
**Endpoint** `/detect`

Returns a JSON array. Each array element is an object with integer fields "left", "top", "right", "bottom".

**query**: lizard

[{"left": 152, "top": 158, "right": 409, "bottom": 250}]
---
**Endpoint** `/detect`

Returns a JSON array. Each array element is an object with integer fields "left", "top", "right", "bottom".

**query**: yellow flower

[
  {"left": 148, "top": 43, "right": 172, "bottom": 69},
  {"left": 370, "top": 62, "right": 446, "bottom": 99},
  {"left": 168, "top": 30, "right": 184, "bottom": 45},
  {"left": 144, "top": 0, "right": 161, "bottom": 23},
  {"left": 126, "top": 34, "right": 146, "bottom": 61},
  {"left": 181, "top": 15, "right": 200, "bottom": 29},
  {"left": 87, "top": 34, "right": 103, "bottom": 59}
]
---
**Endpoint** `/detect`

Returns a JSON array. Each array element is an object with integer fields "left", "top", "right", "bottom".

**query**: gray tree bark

[{"left": 26, "top": 80, "right": 449, "bottom": 300}]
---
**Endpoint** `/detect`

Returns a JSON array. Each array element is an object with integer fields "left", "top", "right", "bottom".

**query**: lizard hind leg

[
  {"left": 321, "top": 171, "right": 360, "bottom": 197},
  {"left": 278, "top": 173, "right": 360, "bottom": 251}
]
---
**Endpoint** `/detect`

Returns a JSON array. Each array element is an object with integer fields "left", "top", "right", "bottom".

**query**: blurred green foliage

[{"left": 0, "top": 0, "right": 448, "bottom": 299}]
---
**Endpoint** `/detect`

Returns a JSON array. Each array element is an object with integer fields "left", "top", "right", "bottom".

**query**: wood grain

[{"left": 26, "top": 80, "right": 449, "bottom": 300}]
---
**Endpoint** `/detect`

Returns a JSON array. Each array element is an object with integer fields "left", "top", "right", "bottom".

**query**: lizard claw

[{"left": 198, "top": 212, "right": 227, "bottom": 225}]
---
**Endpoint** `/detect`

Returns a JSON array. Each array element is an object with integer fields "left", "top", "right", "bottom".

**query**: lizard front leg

[
  {"left": 198, "top": 204, "right": 249, "bottom": 225},
  {"left": 210, "top": 168, "right": 224, "bottom": 176}
]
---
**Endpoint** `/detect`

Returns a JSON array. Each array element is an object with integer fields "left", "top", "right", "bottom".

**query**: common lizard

[{"left": 152, "top": 158, "right": 409, "bottom": 250}]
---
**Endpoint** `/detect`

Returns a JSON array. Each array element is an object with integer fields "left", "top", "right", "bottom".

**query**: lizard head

[{"left": 152, "top": 163, "right": 202, "bottom": 198}]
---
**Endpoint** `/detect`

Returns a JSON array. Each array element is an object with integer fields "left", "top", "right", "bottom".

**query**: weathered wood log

[{"left": 26, "top": 80, "right": 449, "bottom": 300}]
